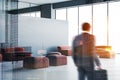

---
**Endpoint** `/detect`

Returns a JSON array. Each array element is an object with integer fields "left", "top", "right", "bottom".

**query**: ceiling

[{"left": 19, "top": 0, "right": 71, "bottom": 5}]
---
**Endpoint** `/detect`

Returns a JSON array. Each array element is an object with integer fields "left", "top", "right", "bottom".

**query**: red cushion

[
  {"left": 3, "top": 48, "right": 14, "bottom": 53},
  {"left": 14, "top": 47, "right": 25, "bottom": 52}
]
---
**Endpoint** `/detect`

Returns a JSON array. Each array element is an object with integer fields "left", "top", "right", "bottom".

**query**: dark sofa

[{"left": 0, "top": 47, "right": 32, "bottom": 61}]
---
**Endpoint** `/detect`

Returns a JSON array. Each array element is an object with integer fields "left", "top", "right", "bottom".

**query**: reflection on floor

[{"left": 0, "top": 54, "right": 120, "bottom": 80}]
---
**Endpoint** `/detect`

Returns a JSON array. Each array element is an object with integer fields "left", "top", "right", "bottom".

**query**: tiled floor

[{"left": 0, "top": 54, "right": 120, "bottom": 80}]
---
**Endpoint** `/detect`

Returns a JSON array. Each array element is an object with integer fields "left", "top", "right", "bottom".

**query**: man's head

[{"left": 82, "top": 22, "right": 91, "bottom": 32}]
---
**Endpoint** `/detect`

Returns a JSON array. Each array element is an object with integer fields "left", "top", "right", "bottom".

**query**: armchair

[{"left": 57, "top": 46, "right": 72, "bottom": 56}]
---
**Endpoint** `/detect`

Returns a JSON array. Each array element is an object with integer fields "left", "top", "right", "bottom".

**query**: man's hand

[{"left": 97, "top": 66, "right": 102, "bottom": 70}]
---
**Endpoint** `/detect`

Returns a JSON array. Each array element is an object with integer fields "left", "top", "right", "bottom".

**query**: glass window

[
  {"left": 79, "top": 5, "right": 92, "bottom": 34},
  {"left": 30, "top": 12, "right": 36, "bottom": 17},
  {"left": 36, "top": 11, "right": 41, "bottom": 17},
  {"left": 109, "top": 1, "right": 120, "bottom": 53},
  {"left": 20, "top": 13, "right": 30, "bottom": 16},
  {"left": 20, "top": 11, "right": 41, "bottom": 18},
  {"left": 56, "top": 8, "right": 67, "bottom": 20},
  {"left": 93, "top": 3, "right": 107, "bottom": 45},
  {"left": 55, "top": 1, "right": 120, "bottom": 54},
  {"left": 67, "top": 7, "right": 78, "bottom": 46}
]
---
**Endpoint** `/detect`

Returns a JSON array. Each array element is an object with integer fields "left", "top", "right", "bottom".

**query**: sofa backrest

[
  {"left": 14, "top": 47, "right": 25, "bottom": 52},
  {"left": 1, "top": 47, "right": 25, "bottom": 53},
  {"left": 1, "top": 48, "right": 14, "bottom": 53},
  {"left": 58, "top": 46, "right": 71, "bottom": 51},
  {"left": 96, "top": 46, "right": 112, "bottom": 50},
  {"left": 47, "top": 52, "right": 62, "bottom": 56}
]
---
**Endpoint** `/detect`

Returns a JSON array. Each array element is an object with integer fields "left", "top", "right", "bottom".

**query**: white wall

[{"left": 18, "top": 16, "right": 68, "bottom": 55}]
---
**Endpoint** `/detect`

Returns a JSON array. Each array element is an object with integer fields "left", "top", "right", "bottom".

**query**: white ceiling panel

[{"left": 19, "top": 0, "right": 71, "bottom": 5}]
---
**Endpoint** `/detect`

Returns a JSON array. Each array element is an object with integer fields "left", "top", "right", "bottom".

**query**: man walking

[{"left": 72, "top": 22, "right": 101, "bottom": 80}]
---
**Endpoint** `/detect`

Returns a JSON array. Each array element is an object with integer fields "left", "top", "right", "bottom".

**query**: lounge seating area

[
  {"left": 0, "top": 45, "right": 115, "bottom": 70},
  {"left": 1, "top": 0, "right": 120, "bottom": 80},
  {"left": 0, "top": 46, "right": 68, "bottom": 69},
  {"left": 23, "top": 51, "right": 67, "bottom": 69},
  {"left": 23, "top": 56, "right": 49, "bottom": 69}
]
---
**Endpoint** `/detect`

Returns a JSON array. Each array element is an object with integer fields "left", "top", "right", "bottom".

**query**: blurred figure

[{"left": 72, "top": 22, "right": 101, "bottom": 80}]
